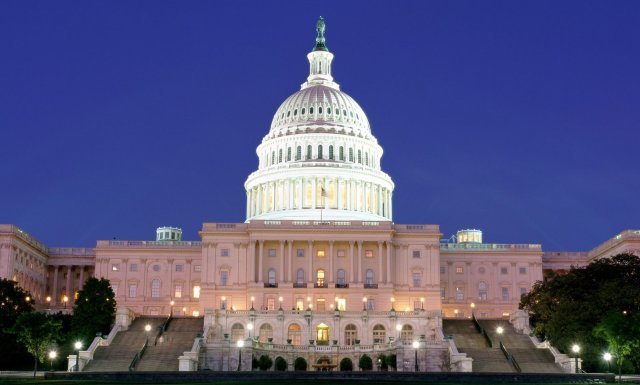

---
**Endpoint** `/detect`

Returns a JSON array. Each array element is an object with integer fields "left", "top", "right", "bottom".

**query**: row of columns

[
  {"left": 48, "top": 265, "right": 87, "bottom": 306},
  {"left": 247, "top": 240, "right": 394, "bottom": 285},
  {"left": 246, "top": 177, "right": 392, "bottom": 219}
]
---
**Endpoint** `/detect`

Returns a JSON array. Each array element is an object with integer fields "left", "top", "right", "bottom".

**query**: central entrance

[{"left": 316, "top": 323, "right": 329, "bottom": 345}]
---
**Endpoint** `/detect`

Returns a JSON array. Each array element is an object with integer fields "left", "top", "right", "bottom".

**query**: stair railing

[
  {"left": 154, "top": 314, "right": 172, "bottom": 346},
  {"left": 128, "top": 339, "right": 148, "bottom": 372},
  {"left": 499, "top": 341, "right": 522, "bottom": 373},
  {"left": 472, "top": 313, "right": 493, "bottom": 348}
]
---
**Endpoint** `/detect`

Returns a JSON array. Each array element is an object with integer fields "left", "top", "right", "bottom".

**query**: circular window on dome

[{"left": 301, "top": 108, "right": 305, "bottom": 115}]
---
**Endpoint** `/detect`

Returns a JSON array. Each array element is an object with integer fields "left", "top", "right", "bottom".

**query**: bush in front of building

[
  {"left": 339, "top": 357, "right": 353, "bottom": 371},
  {"left": 377, "top": 354, "right": 388, "bottom": 370},
  {"left": 275, "top": 356, "right": 287, "bottom": 371},
  {"left": 358, "top": 354, "right": 373, "bottom": 371},
  {"left": 258, "top": 355, "right": 273, "bottom": 371},
  {"left": 385, "top": 354, "right": 397, "bottom": 371},
  {"left": 294, "top": 357, "right": 307, "bottom": 371}
]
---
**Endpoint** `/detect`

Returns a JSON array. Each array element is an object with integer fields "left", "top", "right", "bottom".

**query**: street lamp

[
  {"left": 572, "top": 344, "right": 581, "bottom": 374},
  {"left": 363, "top": 297, "right": 367, "bottom": 310},
  {"left": 170, "top": 300, "right": 175, "bottom": 316},
  {"left": 603, "top": 352, "right": 612, "bottom": 373},
  {"left": 237, "top": 340, "right": 244, "bottom": 371},
  {"left": 48, "top": 350, "right": 57, "bottom": 371},
  {"left": 390, "top": 297, "right": 395, "bottom": 310},
  {"left": 74, "top": 341, "right": 82, "bottom": 372},
  {"left": 247, "top": 323, "right": 253, "bottom": 340},
  {"left": 496, "top": 326, "right": 504, "bottom": 346},
  {"left": 412, "top": 341, "right": 420, "bottom": 372},
  {"left": 63, "top": 295, "right": 68, "bottom": 309},
  {"left": 420, "top": 297, "right": 424, "bottom": 310},
  {"left": 250, "top": 296, "right": 255, "bottom": 310},
  {"left": 470, "top": 302, "right": 475, "bottom": 317},
  {"left": 144, "top": 324, "right": 151, "bottom": 344},
  {"left": 396, "top": 323, "right": 402, "bottom": 341},
  {"left": 46, "top": 296, "right": 51, "bottom": 307},
  {"left": 278, "top": 296, "right": 283, "bottom": 310}
]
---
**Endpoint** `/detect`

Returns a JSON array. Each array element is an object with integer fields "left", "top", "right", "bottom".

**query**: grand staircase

[
  {"left": 83, "top": 316, "right": 166, "bottom": 372},
  {"left": 135, "top": 317, "right": 203, "bottom": 371}
]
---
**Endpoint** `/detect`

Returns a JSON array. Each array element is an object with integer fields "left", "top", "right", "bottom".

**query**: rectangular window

[
  {"left": 440, "top": 287, "right": 446, "bottom": 300},
  {"left": 175, "top": 264, "right": 183, "bottom": 272},
  {"left": 367, "top": 298, "right": 375, "bottom": 310},
  {"left": 296, "top": 249, "right": 304, "bottom": 257},
  {"left": 268, "top": 248, "right": 276, "bottom": 257},
  {"left": 440, "top": 266, "right": 445, "bottom": 274},
  {"left": 413, "top": 301, "right": 422, "bottom": 310},
  {"left": 519, "top": 267, "right": 527, "bottom": 274},
  {"left": 316, "top": 298, "right": 325, "bottom": 311},
  {"left": 455, "top": 266, "right": 463, "bottom": 274},
  {"left": 112, "top": 284, "right": 119, "bottom": 295},
  {"left": 455, "top": 287, "right": 464, "bottom": 300},
  {"left": 128, "top": 284, "right": 137, "bottom": 298},
  {"left": 412, "top": 272, "right": 422, "bottom": 287},
  {"left": 412, "top": 250, "right": 421, "bottom": 258},
  {"left": 221, "top": 248, "right": 230, "bottom": 257},
  {"left": 501, "top": 267, "right": 508, "bottom": 274},
  {"left": 193, "top": 285, "right": 200, "bottom": 299},
  {"left": 174, "top": 284, "right": 182, "bottom": 298},
  {"left": 337, "top": 249, "right": 346, "bottom": 258},
  {"left": 266, "top": 298, "right": 275, "bottom": 310},
  {"left": 194, "top": 264, "right": 201, "bottom": 272},
  {"left": 520, "top": 287, "right": 528, "bottom": 297},
  {"left": 317, "top": 250, "right": 325, "bottom": 257},
  {"left": 365, "top": 250, "right": 374, "bottom": 258},
  {"left": 111, "top": 264, "right": 119, "bottom": 272},
  {"left": 129, "top": 264, "right": 138, "bottom": 272},
  {"left": 337, "top": 298, "right": 346, "bottom": 311},
  {"left": 220, "top": 271, "right": 228, "bottom": 286},
  {"left": 296, "top": 298, "right": 304, "bottom": 311},
  {"left": 502, "top": 287, "right": 510, "bottom": 301}
]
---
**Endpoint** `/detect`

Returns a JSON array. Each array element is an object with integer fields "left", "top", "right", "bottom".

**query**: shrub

[
  {"left": 339, "top": 357, "right": 353, "bottom": 371},
  {"left": 294, "top": 357, "right": 307, "bottom": 371},
  {"left": 258, "top": 355, "right": 273, "bottom": 371},
  {"left": 377, "top": 354, "right": 388, "bottom": 370},
  {"left": 275, "top": 356, "right": 287, "bottom": 371},
  {"left": 385, "top": 354, "right": 397, "bottom": 371},
  {"left": 359, "top": 354, "right": 373, "bottom": 371},
  {"left": 252, "top": 356, "right": 259, "bottom": 370}
]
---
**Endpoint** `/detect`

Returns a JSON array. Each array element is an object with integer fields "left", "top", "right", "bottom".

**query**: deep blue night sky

[{"left": 1, "top": 1, "right": 638, "bottom": 251}]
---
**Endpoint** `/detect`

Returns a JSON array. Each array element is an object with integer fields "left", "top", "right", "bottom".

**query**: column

[
  {"left": 52, "top": 266, "right": 59, "bottom": 305},
  {"left": 299, "top": 178, "right": 304, "bottom": 209},
  {"left": 79, "top": 265, "right": 85, "bottom": 289},
  {"left": 386, "top": 241, "right": 392, "bottom": 284},
  {"left": 328, "top": 241, "right": 334, "bottom": 283},
  {"left": 288, "top": 179, "right": 294, "bottom": 209},
  {"left": 346, "top": 179, "right": 352, "bottom": 210},
  {"left": 287, "top": 241, "right": 293, "bottom": 282},
  {"left": 307, "top": 241, "right": 313, "bottom": 284},
  {"left": 257, "top": 185, "right": 263, "bottom": 214},
  {"left": 203, "top": 243, "right": 211, "bottom": 284},
  {"left": 323, "top": 178, "right": 329, "bottom": 209},
  {"left": 248, "top": 241, "right": 256, "bottom": 283},
  {"left": 211, "top": 243, "right": 218, "bottom": 284},
  {"left": 66, "top": 265, "right": 73, "bottom": 303},
  {"left": 389, "top": 191, "right": 393, "bottom": 219},
  {"left": 349, "top": 241, "right": 355, "bottom": 282},
  {"left": 378, "top": 241, "right": 384, "bottom": 283},
  {"left": 258, "top": 240, "right": 265, "bottom": 284},
  {"left": 377, "top": 185, "right": 382, "bottom": 216},
  {"left": 357, "top": 241, "right": 363, "bottom": 283},
  {"left": 312, "top": 178, "right": 317, "bottom": 209},
  {"left": 335, "top": 178, "right": 341, "bottom": 210},
  {"left": 279, "top": 241, "right": 285, "bottom": 283},
  {"left": 246, "top": 190, "right": 251, "bottom": 219}
]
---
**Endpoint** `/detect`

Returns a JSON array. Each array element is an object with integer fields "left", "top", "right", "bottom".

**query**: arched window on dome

[
  {"left": 343, "top": 109, "right": 347, "bottom": 116},
  {"left": 296, "top": 146, "right": 302, "bottom": 161},
  {"left": 349, "top": 148, "right": 354, "bottom": 162},
  {"left": 327, "top": 107, "right": 331, "bottom": 115},
  {"left": 287, "top": 111, "right": 290, "bottom": 117},
  {"left": 339, "top": 146, "right": 344, "bottom": 161},
  {"left": 310, "top": 107, "right": 314, "bottom": 114},
  {"left": 365, "top": 152, "right": 369, "bottom": 166},
  {"left": 329, "top": 145, "right": 334, "bottom": 160},
  {"left": 272, "top": 151, "right": 275, "bottom": 166},
  {"left": 358, "top": 150, "right": 362, "bottom": 164},
  {"left": 278, "top": 149, "right": 283, "bottom": 163},
  {"left": 318, "top": 106, "right": 323, "bottom": 114},
  {"left": 336, "top": 108, "right": 339, "bottom": 115},
  {"left": 301, "top": 108, "right": 305, "bottom": 115},
  {"left": 294, "top": 109, "right": 297, "bottom": 116},
  {"left": 287, "top": 147, "right": 292, "bottom": 161},
  {"left": 307, "top": 145, "right": 312, "bottom": 160},
  {"left": 317, "top": 145, "right": 323, "bottom": 159}
]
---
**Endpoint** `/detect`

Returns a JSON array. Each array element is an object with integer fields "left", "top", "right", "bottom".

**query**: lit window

[
  {"left": 267, "top": 298, "right": 275, "bottom": 310},
  {"left": 337, "top": 298, "right": 346, "bottom": 311},
  {"left": 317, "top": 250, "right": 325, "bottom": 257},
  {"left": 111, "top": 264, "right": 120, "bottom": 272},
  {"left": 455, "top": 266, "right": 463, "bottom": 274},
  {"left": 337, "top": 249, "right": 346, "bottom": 257},
  {"left": 316, "top": 269, "right": 325, "bottom": 286},
  {"left": 296, "top": 298, "right": 304, "bottom": 310},
  {"left": 193, "top": 285, "right": 200, "bottom": 298},
  {"left": 365, "top": 250, "right": 374, "bottom": 258},
  {"left": 174, "top": 284, "right": 182, "bottom": 298},
  {"left": 412, "top": 250, "right": 421, "bottom": 258},
  {"left": 500, "top": 267, "right": 508, "bottom": 274},
  {"left": 519, "top": 267, "right": 527, "bottom": 274},
  {"left": 502, "top": 287, "right": 510, "bottom": 301},
  {"left": 316, "top": 298, "right": 325, "bottom": 311},
  {"left": 130, "top": 264, "right": 138, "bottom": 272},
  {"left": 296, "top": 249, "right": 304, "bottom": 257},
  {"left": 194, "top": 264, "right": 201, "bottom": 272},
  {"left": 221, "top": 248, "right": 230, "bottom": 257},
  {"left": 175, "top": 264, "right": 183, "bottom": 272}
]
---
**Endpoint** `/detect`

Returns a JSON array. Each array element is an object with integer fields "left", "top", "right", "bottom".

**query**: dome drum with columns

[{"left": 245, "top": 19, "right": 394, "bottom": 222}]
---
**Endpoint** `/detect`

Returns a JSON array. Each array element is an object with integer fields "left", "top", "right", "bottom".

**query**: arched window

[
  {"left": 328, "top": 145, "right": 334, "bottom": 160},
  {"left": 278, "top": 149, "right": 283, "bottom": 163},
  {"left": 373, "top": 324, "right": 386, "bottom": 344},
  {"left": 336, "top": 269, "right": 346, "bottom": 285},
  {"left": 344, "top": 324, "right": 357, "bottom": 346},
  {"left": 287, "top": 147, "right": 292, "bottom": 161},
  {"left": 365, "top": 269, "right": 374, "bottom": 285},
  {"left": 365, "top": 152, "right": 369, "bottom": 166},
  {"left": 301, "top": 107, "right": 306, "bottom": 115},
  {"left": 310, "top": 107, "right": 314, "bottom": 114},
  {"left": 478, "top": 281, "right": 487, "bottom": 300},
  {"left": 296, "top": 146, "right": 302, "bottom": 161},
  {"left": 401, "top": 324, "right": 414, "bottom": 343},
  {"left": 317, "top": 145, "right": 323, "bottom": 159},
  {"left": 268, "top": 269, "right": 276, "bottom": 285},
  {"left": 319, "top": 106, "right": 323, "bottom": 114},
  {"left": 307, "top": 145, "right": 312, "bottom": 160},
  {"left": 296, "top": 269, "right": 305, "bottom": 285},
  {"left": 272, "top": 151, "right": 275, "bottom": 166},
  {"left": 151, "top": 279, "right": 160, "bottom": 298},
  {"left": 231, "top": 323, "right": 244, "bottom": 342},
  {"left": 259, "top": 323, "right": 273, "bottom": 343},
  {"left": 357, "top": 150, "right": 362, "bottom": 164},
  {"left": 349, "top": 148, "right": 354, "bottom": 162},
  {"left": 327, "top": 107, "right": 331, "bottom": 114},
  {"left": 288, "top": 323, "right": 302, "bottom": 345},
  {"left": 316, "top": 269, "right": 325, "bottom": 287},
  {"left": 339, "top": 146, "right": 344, "bottom": 161}
]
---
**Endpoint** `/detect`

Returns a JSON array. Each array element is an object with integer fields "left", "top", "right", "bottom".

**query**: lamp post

[
  {"left": 63, "top": 295, "right": 68, "bottom": 309},
  {"left": 603, "top": 352, "right": 612, "bottom": 373},
  {"left": 420, "top": 297, "right": 424, "bottom": 311},
  {"left": 412, "top": 341, "right": 419, "bottom": 372},
  {"left": 170, "top": 300, "right": 175, "bottom": 316},
  {"left": 48, "top": 350, "right": 57, "bottom": 371},
  {"left": 250, "top": 296, "right": 255, "bottom": 310},
  {"left": 390, "top": 297, "right": 395, "bottom": 311},
  {"left": 396, "top": 323, "right": 402, "bottom": 341},
  {"left": 144, "top": 324, "right": 151, "bottom": 344},
  {"left": 363, "top": 297, "right": 367, "bottom": 310},
  {"left": 470, "top": 302, "right": 475, "bottom": 317},
  {"left": 237, "top": 340, "right": 244, "bottom": 371},
  {"left": 278, "top": 296, "right": 283, "bottom": 310},
  {"left": 496, "top": 326, "right": 504, "bottom": 346},
  {"left": 74, "top": 341, "right": 82, "bottom": 372},
  {"left": 572, "top": 344, "right": 580, "bottom": 373},
  {"left": 221, "top": 296, "right": 226, "bottom": 310},
  {"left": 247, "top": 323, "right": 253, "bottom": 340}
]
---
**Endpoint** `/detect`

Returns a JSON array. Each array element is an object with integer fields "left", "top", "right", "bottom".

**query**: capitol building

[{"left": 1, "top": 18, "right": 638, "bottom": 373}]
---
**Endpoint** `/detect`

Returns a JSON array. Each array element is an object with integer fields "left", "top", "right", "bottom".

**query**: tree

[
  {"left": 275, "top": 356, "right": 287, "bottom": 371},
  {"left": 0, "top": 278, "right": 35, "bottom": 370},
  {"left": 359, "top": 354, "right": 373, "bottom": 371},
  {"left": 520, "top": 253, "right": 640, "bottom": 372},
  {"left": 377, "top": 354, "right": 388, "bottom": 370},
  {"left": 10, "top": 312, "right": 61, "bottom": 377},
  {"left": 339, "top": 357, "right": 353, "bottom": 371},
  {"left": 385, "top": 354, "right": 397, "bottom": 371},
  {"left": 71, "top": 277, "right": 116, "bottom": 344},
  {"left": 258, "top": 354, "right": 273, "bottom": 371},
  {"left": 594, "top": 311, "right": 640, "bottom": 382},
  {"left": 294, "top": 357, "right": 307, "bottom": 371}
]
